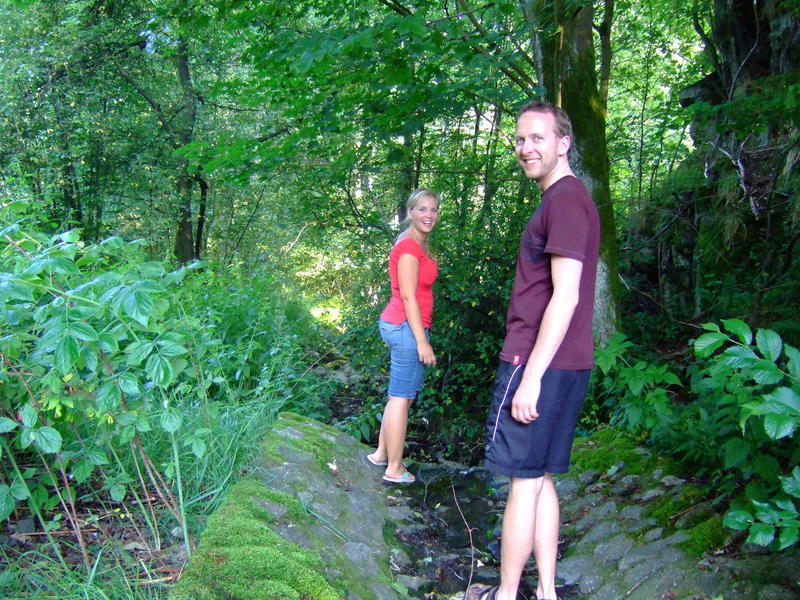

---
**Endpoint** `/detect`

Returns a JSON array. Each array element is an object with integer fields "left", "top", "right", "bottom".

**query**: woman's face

[{"left": 409, "top": 195, "right": 439, "bottom": 234}]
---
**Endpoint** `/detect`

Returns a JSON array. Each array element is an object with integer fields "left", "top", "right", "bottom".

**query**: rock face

[
  {"left": 169, "top": 413, "right": 404, "bottom": 600},
  {"left": 171, "top": 415, "right": 799, "bottom": 600}
]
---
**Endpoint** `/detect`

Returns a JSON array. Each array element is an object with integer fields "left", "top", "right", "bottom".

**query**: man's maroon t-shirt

[{"left": 499, "top": 176, "right": 600, "bottom": 369}]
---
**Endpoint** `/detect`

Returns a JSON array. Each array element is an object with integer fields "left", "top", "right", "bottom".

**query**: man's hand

[
  {"left": 511, "top": 376, "right": 541, "bottom": 424},
  {"left": 417, "top": 340, "right": 437, "bottom": 366}
]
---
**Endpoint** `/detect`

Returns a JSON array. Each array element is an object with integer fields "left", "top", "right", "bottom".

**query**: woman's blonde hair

[{"left": 406, "top": 187, "right": 440, "bottom": 213}]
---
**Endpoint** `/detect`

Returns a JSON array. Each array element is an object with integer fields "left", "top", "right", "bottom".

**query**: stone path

[
  {"left": 172, "top": 415, "right": 799, "bottom": 600},
  {"left": 388, "top": 460, "right": 799, "bottom": 600}
]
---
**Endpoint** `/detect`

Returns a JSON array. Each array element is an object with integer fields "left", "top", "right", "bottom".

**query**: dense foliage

[
  {"left": 1, "top": 0, "right": 799, "bottom": 596},
  {"left": 0, "top": 204, "right": 328, "bottom": 595}
]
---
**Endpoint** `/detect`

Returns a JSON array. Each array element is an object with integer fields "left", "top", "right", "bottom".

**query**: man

[{"left": 468, "top": 102, "right": 600, "bottom": 600}]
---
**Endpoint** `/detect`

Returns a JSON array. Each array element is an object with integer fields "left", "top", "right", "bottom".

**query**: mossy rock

[
  {"left": 170, "top": 413, "right": 404, "bottom": 600},
  {"left": 572, "top": 427, "right": 667, "bottom": 475},
  {"left": 679, "top": 516, "right": 727, "bottom": 557}
]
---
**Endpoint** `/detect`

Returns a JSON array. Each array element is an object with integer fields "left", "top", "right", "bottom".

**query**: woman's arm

[{"left": 398, "top": 253, "right": 437, "bottom": 366}]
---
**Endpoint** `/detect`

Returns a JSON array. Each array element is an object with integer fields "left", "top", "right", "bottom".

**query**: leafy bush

[
  {"left": 0, "top": 219, "right": 328, "bottom": 580},
  {"left": 595, "top": 320, "right": 800, "bottom": 550},
  {"left": 694, "top": 320, "right": 800, "bottom": 549}
]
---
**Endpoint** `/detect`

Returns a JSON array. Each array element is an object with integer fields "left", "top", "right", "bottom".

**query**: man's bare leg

[
  {"left": 495, "top": 476, "right": 542, "bottom": 600},
  {"left": 533, "top": 473, "right": 559, "bottom": 599}
]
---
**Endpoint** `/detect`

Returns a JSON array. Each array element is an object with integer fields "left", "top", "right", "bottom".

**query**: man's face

[{"left": 514, "top": 111, "right": 569, "bottom": 183}]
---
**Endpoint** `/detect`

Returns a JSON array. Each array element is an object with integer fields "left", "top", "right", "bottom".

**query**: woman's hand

[{"left": 416, "top": 340, "right": 437, "bottom": 366}]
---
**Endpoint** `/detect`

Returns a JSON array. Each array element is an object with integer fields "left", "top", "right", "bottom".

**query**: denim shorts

[
  {"left": 378, "top": 319, "right": 429, "bottom": 399},
  {"left": 484, "top": 361, "right": 591, "bottom": 478}
]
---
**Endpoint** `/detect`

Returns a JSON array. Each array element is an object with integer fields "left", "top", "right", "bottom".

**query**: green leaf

[
  {"left": 0, "top": 277, "right": 34, "bottom": 302},
  {"left": 721, "top": 345, "right": 758, "bottom": 368},
  {"left": 0, "top": 417, "right": 18, "bottom": 433},
  {"left": 778, "top": 527, "right": 799, "bottom": 550},
  {"left": 156, "top": 340, "right": 188, "bottom": 357},
  {"left": 110, "top": 483, "right": 126, "bottom": 502},
  {"left": 785, "top": 345, "right": 800, "bottom": 380},
  {"left": 117, "top": 373, "right": 140, "bottom": 395},
  {"left": 98, "top": 332, "right": 120, "bottom": 354},
  {"left": 69, "top": 321, "right": 98, "bottom": 342},
  {"left": 723, "top": 508, "right": 752, "bottom": 529},
  {"left": 750, "top": 359, "right": 784, "bottom": 385},
  {"left": 136, "top": 418, "right": 152, "bottom": 432},
  {"left": 118, "top": 425, "right": 136, "bottom": 444},
  {"left": 71, "top": 460, "right": 94, "bottom": 484},
  {"left": 700, "top": 322, "right": 721, "bottom": 332},
  {"left": 54, "top": 335, "right": 80, "bottom": 374},
  {"left": 21, "top": 404, "right": 37, "bottom": 428},
  {"left": 19, "top": 427, "right": 34, "bottom": 449},
  {"left": 754, "top": 454, "right": 780, "bottom": 482},
  {"left": 694, "top": 332, "right": 728, "bottom": 357},
  {"left": 59, "top": 230, "right": 81, "bottom": 243},
  {"left": 123, "top": 289, "right": 154, "bottom": 326},
  {"left": 722, "top": 318, "right": 752, "bottom": 344},
  {"left": 766, "top": 387, "right": 800, "bottom": 414},
  {"left": 191, "top": 438, "right": 206, "bottom": 459},
  {"left": 34, "top": 427, "right": 62, "bottom": 453},
  {"left": 96, "top": 382, "right": 121, "bottom": 412},
  {"left": 723, "top": 438, "right": 750, "bottom": 468},
  {"left": 160, "top": 407, "right": 182, "bottom": 433},
  {"left": 10, "top": 476, "right": 29, "bottom": 500},
  {"left": 87, "top": 448, "right": 109, "bottom": 465},
  {"left": 763, "top": 414, "right": 797, "bottom": 439},
  {"left": 138, "top": 262, "right": 165, "bottom": 278},
  {"left": 0, "top": 485, "right": 16, "bottom": 521},
  {"left": 146, "top": 353, "right": 174, "bottom": 387},
  {"left": 780, "top": 467, "right": 800, "bottom": 498},
  {"left": 756, "top": 329, "right": 783, "bottom": 362},
  {"left": 746, "top": 522, "right": 775, "bottom": 546},
  {"left": 116, "top": 412, "right": 137, "bottom": 426},
  {"left": 125, "top": 340, "right": 155, "bottom": 366},
  {"left": 752, "top": 500, "right": 780, "bottom": 525}
]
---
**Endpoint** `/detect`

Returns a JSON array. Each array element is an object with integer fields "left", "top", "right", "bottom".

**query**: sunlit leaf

[
  {"left": 54, "top": 335, "right": 80, "bottom": 374},
  {"left": 756, "top": 329, "right": 782, "bottom": 362},
  {"left": 723, "top": 508, "right": 752, "bottom": 529},
  {"left": 0, "top": 417, "right": 18, "bottom": 433},
  {"left": 722, "top": 319, "right": 752, "bottom": 344},
  {"left": 21, "top": 404, "right": 37, "bottom": 428},
  {"left": 146, "top": 353, "right": 174, "bottom": 387},
  {"left": 160, "top": 407, "right": 182, "bottom": 433},
  {"left": 694, "top": 332, "right": 727, "bottom": 357},
  {"left": 746, "top": 523, "right": 775, "bottom": 546},
  {"left": 0, "top": 485, "right": 16, "bottom": 521},
  {"left": 72, "top": 459, "right": 94, "bottom": 484},
  {"left": 34, "top": 426, "right": 62, "bottom": 453},
  {"left": 110, "top": 483, "right": 126, "bottom": 502}
]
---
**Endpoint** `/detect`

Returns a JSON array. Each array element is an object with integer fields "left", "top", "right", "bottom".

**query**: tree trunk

[
  {"left": 527, "top": 1, "right": 621, "bottom": 341},
  {"left": 194, "top": 175, "right": 209, "bottom": 261},
  {"left": 172, "top": 41, "right": 199, "bottom": 263}
]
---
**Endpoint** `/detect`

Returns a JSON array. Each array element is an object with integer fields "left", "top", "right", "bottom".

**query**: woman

[{"left": 367, "top": 188, "right": 440, "bottom": 484}]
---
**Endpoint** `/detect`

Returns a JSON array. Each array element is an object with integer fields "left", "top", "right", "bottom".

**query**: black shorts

[{"left": 484, "top": 361, "right": 590, "bottom": 478}]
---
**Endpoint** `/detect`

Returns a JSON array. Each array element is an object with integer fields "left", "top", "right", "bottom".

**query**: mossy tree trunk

[{"left": 523, "top": 0, "right": 621, "bottom": 341}]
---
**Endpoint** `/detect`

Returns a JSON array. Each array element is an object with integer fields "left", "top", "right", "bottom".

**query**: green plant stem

[
  {"left": 2, "top": 439, "right": 69, "bottom": 571},
  {"left": 108, "top": 443, "right": 161, "bottom": 551},
  {"left": 169, "top": 431, "right": 192, "bottom": 558}
]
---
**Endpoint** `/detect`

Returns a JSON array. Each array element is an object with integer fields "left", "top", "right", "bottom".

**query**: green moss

[
  {"left": 678, "top": 516, "right": 726, "bottom": 557},
  {"left": 572, "top": 427, "right": 653, "bottom": 475},
  {"left": 645, "top": 487, "right": 706, "bottom": 530},
  {"left": 171, "top": 414, "right": 399, "bottom": 600},
  {"left": 261, "top": 412, "right": 345, "bottom": 471},
  {"left": 169, "top": 477, "right": 339, "bottom": 600}
]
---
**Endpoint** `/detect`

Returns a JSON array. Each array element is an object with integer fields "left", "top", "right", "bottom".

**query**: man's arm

[{"left": 510, "top": 255, "right": 583, "bottom": 424}]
